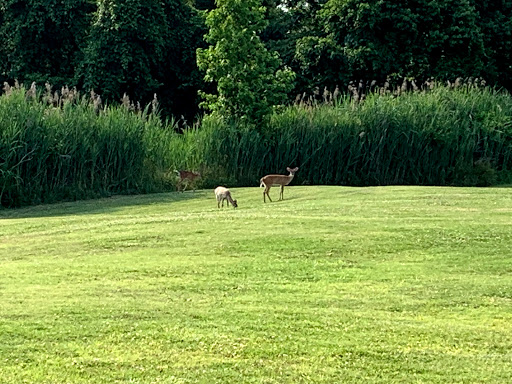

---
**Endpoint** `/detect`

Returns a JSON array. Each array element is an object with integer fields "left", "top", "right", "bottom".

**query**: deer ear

[
  {"left": 286, "top": 167, "right": 291, "bottom": 172},
  {"left": 294, "top": 167, "right": 299, "bottom": 171}
]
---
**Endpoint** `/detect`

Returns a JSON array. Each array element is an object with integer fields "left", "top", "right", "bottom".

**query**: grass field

[{"left": 1, "top": 186, "right": 512, "bottom": 383}]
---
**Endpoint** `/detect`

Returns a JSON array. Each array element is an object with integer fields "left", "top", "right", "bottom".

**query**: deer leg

[
  {"left": 279, "top": 185, "right": 284, "bottom": 200},
  {"left": 265, "top": 186, "right": 272, "bottom": 203}
]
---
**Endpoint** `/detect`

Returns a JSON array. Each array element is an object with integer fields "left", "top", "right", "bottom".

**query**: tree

[
  {"left": 0, "top": 0, "right": 94, "bottom": 88},
  {"left": 156, "top": 0, "right": 206, "bottom": 120},
  {"left": 475, "top": 0, "right": 512, "bottom": 90},
  {"left": 196, "top": 0, "right": 295, "bottom": 123},
  {"left": 261, "top": 0, "right": 328, "bottom": 95},
  {"left": 290, "top": 0, "right": 512, "bottom": 93},
  {"left": 78, "top": 0, "right": 203, "bottom": 119},
  {"left": 79, "top": 0, "right": 168, "bottom": 104}
]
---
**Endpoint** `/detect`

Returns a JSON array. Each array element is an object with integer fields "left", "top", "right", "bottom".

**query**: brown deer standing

[
  {"left": 214, "top": 186, "right": 238, "bottom": 208},
  {"left": 260, "top": 167, "right": 299, "bottom": 203},
  {"left": 174, "top": 170, "right": 201, "bottom": 192}
]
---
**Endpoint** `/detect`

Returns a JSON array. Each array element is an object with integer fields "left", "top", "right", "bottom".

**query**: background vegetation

[
  {"left": 2, "top": 1, "right": 512, "bottom": 207},
  {"left": 197, "top": 0, "right": 294, "bottom": 123},
  {"left": 193, "top": 82, "right": 512, "bottom": 188},
  {"left": 1, "top": 0, "right": 512, "bottom": 119},
  {"left": 0, "top": 83, "right": 176, "bottom": 207},
  {"left": 2, "top": 82, "right": 511, "bottom": 207}
]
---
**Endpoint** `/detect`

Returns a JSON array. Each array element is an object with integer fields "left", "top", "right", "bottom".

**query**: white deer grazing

[
  {"left": 214, "top": 186, "right": 238, "bottom": 208},
  {"left": 260, "top": 167, "right": 299, "bottom": 203}
]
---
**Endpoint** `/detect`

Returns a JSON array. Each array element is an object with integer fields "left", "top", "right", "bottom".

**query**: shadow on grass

[
  {"left": 0, "top": 190, "right": 209, "bottom": 219},
  {"left": 262, "top": 196, "right": 300, "bottom": 203}
]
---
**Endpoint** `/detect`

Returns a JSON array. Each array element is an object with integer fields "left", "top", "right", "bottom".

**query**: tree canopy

[
  {"left": 1, "top": 0, "right": 511, "bottom": 121},
  {"left": 196, "top": 0, "right": 294, "bottom": 123}
]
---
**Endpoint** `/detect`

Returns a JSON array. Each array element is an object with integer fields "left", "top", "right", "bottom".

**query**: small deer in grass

[
  {"left": 174, "top": 169, "right": 201, "bottom": 192},
  {"left": 214, "top": 186, "right": 238, "bottom": 208},
  {"left": 260, "top": 167, "right": 299, "bottom": 203}
]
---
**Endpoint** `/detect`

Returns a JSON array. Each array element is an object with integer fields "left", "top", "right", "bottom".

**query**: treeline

[
  {"left": 0, "top": 0, "right": 205, "bottom": 120},
  {"left": 2, "top": 82, "right": 511, "bottom": 207},
  {"left": 1, "top": 0, "right": 512, "bottom": 119}
]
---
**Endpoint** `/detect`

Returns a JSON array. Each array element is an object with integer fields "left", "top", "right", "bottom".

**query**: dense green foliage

[
  {"left": 79, "top": 0, "right": 203, "bottom": 116},
  {"left": 80, "top": 0, "right": 168, "bottom": 102},
  {"left": 0, "top": 0, "right": 203, "bottom": 119},
  {"left": 296, "top": 0, "right": 489, "bottom": 87},
  {"left": 0, "top": 84, "right": 177, "bottom": 207},
  {"left": 185, "top": 84, "right": 512, "bottom": 188},
  {"left": 1, "top": 186, "right": 512, "bottom": 382},
  {"left": 273, "top": 0, "right": 512, "bottom": 95},
  {"left": 0, "top": 0, "right": 94, "bottom": 87},
  {"left": 2, "top": 1, "right": 512, "bottom": 117},
  {"left": 197, "top": 0, "right": 294, "bottom": 123},
  {"left": 262, "top": 0, "right": 328, "bottom": 94},
  {"left": 2, "top": 83, "right": 512, "bottom": 207}
]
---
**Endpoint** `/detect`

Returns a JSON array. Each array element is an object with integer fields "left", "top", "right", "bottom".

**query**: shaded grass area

[{"left": 1, "top": 186, "right": 512, "bottom": 383}]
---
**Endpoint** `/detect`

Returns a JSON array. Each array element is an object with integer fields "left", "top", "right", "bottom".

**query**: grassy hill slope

[{"left": 1, "top": 186, "right": 511, "bottom": 383}]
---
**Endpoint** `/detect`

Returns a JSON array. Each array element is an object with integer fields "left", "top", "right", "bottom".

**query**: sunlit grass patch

[{"left": 1, "top": 186, "right": 511, "bottom": 383}]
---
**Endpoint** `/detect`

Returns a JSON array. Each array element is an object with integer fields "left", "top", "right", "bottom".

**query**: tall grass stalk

[
  {"left": 0, "top": 84, "right": 176, "bottom": 207},
  {"left": 2, "top": 83, "right": 511, "bottom": 207},
  {"left": 190, "top": 85, "right": 512, "bottom": 188}
]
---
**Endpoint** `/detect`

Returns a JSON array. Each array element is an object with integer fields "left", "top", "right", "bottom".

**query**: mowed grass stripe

[{"left": 1, "top": 186, "right": 511, "bottom": 383}]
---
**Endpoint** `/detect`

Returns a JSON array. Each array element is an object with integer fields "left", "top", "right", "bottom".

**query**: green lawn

[{"left": 1, "top": 186, "right": 511, "bottom": 383}]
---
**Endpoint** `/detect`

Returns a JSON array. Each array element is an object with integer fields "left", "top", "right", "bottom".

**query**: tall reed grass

[
  {"left": 2, "top": 82, "right": 511, "bottom": 207},
  {"left": 191, "top": 84, "right": 512, "bottom": 188},
  {"left": 0, "top": 83, "right": 178, "bottom": 207}
]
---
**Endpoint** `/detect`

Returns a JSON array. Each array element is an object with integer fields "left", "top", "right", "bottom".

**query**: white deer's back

[{"left": 215, "top": 186, "right": 230, "bottom": 198}]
